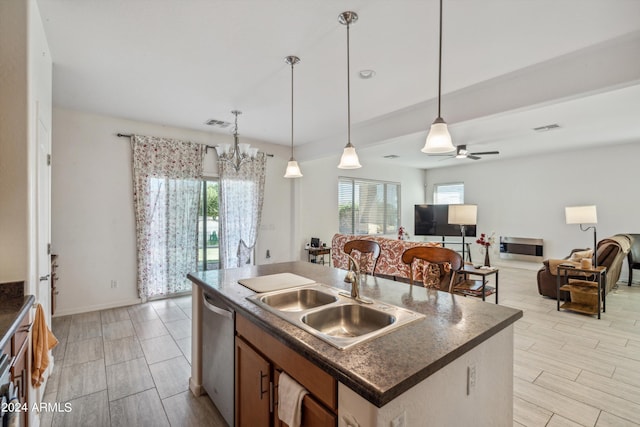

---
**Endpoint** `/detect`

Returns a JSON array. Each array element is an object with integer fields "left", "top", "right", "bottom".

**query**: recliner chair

[{"left": 537, "top": 234, "right": 632, "bottom": 299}]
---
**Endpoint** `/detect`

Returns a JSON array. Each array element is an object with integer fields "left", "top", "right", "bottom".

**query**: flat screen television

[{"left": 414, "top": 204, "right": 477, "bottom": 237}]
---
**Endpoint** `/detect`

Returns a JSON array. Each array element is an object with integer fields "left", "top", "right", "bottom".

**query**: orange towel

[{"left": 31, "top": 303, "right": 58, "bottom": 387}]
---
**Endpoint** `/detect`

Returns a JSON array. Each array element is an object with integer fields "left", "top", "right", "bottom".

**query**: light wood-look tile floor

[
  {"left": 500, "top": 266, "right": 640, "bottom": 427},
  {"left": 41, "top": 267, "right": 640, "bottom": 426},
  {"left": 41, "top": 296, "right": 226, "bottom": 427}
]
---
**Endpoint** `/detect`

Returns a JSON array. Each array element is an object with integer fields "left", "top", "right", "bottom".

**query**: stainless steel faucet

[{"left": 341, "top": 254, "right": 373, "bottom": 304}]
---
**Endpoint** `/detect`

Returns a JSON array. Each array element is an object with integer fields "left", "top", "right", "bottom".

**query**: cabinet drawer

[
  {"left": 237, "top": 315, "right": 337, "bottom": 411},
  {"left": 12, "top": 313, "right": 31, "bottom": 356},
  {"left": 274, "top": 370, "right": 337, "bottom": 427}
]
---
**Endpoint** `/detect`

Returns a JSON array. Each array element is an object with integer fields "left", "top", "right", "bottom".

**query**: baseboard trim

[
  {"left": 189, "top": 377, "right": 205, "bottom": 396},
  {"left": 53, "top": 297, "right": 142, "bottom": 317}
]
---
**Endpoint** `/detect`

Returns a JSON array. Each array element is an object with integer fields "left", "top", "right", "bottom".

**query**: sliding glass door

[{"left": 197, "top": 180, "right": 220, "bottom": 271}]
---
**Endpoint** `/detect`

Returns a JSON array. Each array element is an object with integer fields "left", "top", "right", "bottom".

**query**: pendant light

[
  {"left": 283, "top": 55, "right": 303, "bottom": 178},
  {"left": 337, "top": 11, "right": 362, "bottom": 169},
  {"left": 421, "top": 0, "right": 455, "bottom": 154}
]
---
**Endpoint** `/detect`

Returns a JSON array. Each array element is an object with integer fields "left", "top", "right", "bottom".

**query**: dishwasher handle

[{"left": 203, "top": 294, "right": 234, "bottom": 320}]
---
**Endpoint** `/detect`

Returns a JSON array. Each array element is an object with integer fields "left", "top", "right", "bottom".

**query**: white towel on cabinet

[{"left": 278, "top": 372, "right": 308, "bottom": 427}]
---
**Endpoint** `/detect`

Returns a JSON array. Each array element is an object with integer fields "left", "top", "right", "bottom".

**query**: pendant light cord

[
  {"left": 290, "top": 61, "right": 294, "bottom": 158},
  {"left": 347, "top": 21, "right": 351, "bottom": 145},
  {"left": 437, "top": 0, "right": 443, "bottom": 119}
]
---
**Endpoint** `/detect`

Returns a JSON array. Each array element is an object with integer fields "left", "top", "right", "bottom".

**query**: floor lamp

[
  {"left": 448, "top": 204, "right": 477, "bottom": 263},
  {"left": 565, "top": 205, "right": 598, "bottom": 267}
]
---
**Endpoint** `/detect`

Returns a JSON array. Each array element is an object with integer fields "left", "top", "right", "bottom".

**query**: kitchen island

[{"left": 188, "top": 261, "right": 522, "bottom": 426}]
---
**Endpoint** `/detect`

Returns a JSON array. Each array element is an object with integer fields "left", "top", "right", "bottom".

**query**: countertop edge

[
  {"left": 0, "top": 295, "right": 35, "bottom": 350},
  {"left": 188, "top": 271, "right": 522, "bottom": 408}
]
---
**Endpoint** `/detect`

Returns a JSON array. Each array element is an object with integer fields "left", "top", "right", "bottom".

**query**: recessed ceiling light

[
  {"left": 532, "top": 123, "right": 560, "bottom": 132},
  {"left": 383, "top": 154, "right": 399, "bottom": 159},
  {"left": 359, "top": 69, "right": 376, "bottom": 79}
]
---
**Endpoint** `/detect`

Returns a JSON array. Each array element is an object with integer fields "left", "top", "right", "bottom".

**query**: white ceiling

[{"left": 37, "top": 0, "right": 640, "bottom": 168}]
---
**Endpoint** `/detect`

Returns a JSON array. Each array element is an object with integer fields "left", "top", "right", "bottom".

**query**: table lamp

[
  {"left": 448, "top": 204, "right": 477, "bottom": 263},
  {"left": 565, "top": 205, "right": 598, "bottom": 267}
]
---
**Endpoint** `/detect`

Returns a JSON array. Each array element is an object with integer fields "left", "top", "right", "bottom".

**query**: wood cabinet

[
  {"left": 8, "top": 310, "right": 32, "bottom": 427},
  {"left": 236, "top": 338, "right": 271, "bottom": 427},
  {"left": 235, "top": 314, "right": 337, "bottom": 427}
]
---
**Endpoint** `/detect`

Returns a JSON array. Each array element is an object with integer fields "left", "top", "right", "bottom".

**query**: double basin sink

[{"left": 247, "top": 283, "right": 424, "bottom": 350}]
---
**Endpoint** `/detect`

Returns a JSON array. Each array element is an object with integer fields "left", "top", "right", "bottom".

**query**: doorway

[{"left": 197, "top": 180, "right": 220, "bottom": 271}]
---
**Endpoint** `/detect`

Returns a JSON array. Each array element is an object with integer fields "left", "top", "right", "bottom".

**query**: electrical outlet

[
  {"left": 266, "top": 249, "right": 271, "bottom": 258},
  {"left": 391, "top": 412, "right": 406, "bottom": 427},
  {"left": 110, "top": 280, "right": 118, "bottom": 289},
  {"left": 467, "top": 364, "right": 476, "bottom": 395}
]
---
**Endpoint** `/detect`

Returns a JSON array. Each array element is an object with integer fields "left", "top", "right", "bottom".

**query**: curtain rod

[{"left": 117, "top": 132, "right": 273, "bottom": 156}]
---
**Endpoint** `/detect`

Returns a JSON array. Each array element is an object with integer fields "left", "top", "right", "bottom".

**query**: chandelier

[{"left": 214, "top": 110, "right": 259, "bottom": 171}]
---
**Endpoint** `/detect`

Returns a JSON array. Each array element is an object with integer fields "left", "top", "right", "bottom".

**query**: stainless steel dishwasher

[{"left": 202, "top": 291, "right": 235, "bottom": 427}]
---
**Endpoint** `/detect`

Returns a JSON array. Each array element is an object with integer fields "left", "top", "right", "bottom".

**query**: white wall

[
  {"left": 0, "top": 0, "right": 29, "bottom": 282},
  {"left": 297, "top": 156, "right": 425, "bottom": 260},
  {"left": 51, "top": 108, "right": 293, "bottom": 315},
  {"left": 425, "top": 142, "right": 640, "bottom": 270},
  {"left": 0, "top": 0, "right": 52, "bottom": 289}
]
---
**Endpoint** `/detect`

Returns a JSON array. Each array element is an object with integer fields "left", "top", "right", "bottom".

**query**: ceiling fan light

[
  {"left": 422, "top": 118, "right": 455, "bottom": 153},
  {"left": 284, "top": 159, "right": 303, "bottom": 178},
  {"left": 338, "top": 144, "right": 362, "bottom": 169}
]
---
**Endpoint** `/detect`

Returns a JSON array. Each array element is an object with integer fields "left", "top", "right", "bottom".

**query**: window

[
  {"left": 433, "top": 182, "right": 464, "bottom": 204},
  {"left": 197, "top": 179, "right": 220, "bottom": 271},
  {"left": 338, "top": 177, "right": 400, "bottom": 235}
]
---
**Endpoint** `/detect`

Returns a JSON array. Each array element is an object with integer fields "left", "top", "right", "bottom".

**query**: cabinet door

[
  {"left": 11, "top": 339, "right": 28, "bottom": 427},
  {"left": 236, "top": 337, "right": 271, "bottom": 427}
]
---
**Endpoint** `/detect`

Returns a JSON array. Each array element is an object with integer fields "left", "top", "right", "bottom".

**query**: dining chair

[{"left": 343, "top": 239, "right": 381, "bottom": 276}]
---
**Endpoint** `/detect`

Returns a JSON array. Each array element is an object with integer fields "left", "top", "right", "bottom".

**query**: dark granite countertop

[
  {"left": 0, "top": 282, "right": 34, "bottom": 351},
  {"left": 188, "top": 261, "right": 522, "bottom": 407}
]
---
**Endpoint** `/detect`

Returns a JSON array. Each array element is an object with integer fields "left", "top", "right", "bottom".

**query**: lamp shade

[
  {"left": 448, "top": 204, "right": 477, "bottom": 225},
  {"left": 422, "top": 118, "right": 455, "bottom": 154},
  {"left": 565, "top": 205, "right": 597, "bottom": 224},
  {"left": 338, "top": 145, "right": 362, "bottom": 169},
  {"left": 284, "top": 160, "right": 303, "bottom": 178}
]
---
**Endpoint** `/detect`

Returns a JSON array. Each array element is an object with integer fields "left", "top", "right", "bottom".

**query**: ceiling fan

[{"left": 448, "top": 145, "right": 500, "bottom": 160}]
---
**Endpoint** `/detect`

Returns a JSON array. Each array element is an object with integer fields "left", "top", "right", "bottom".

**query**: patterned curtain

[
  {"left": 219, "top": 154, "right": 266, "bottom": 268},
  {"left": 131, "top": 135, "right": 204, "bottom": 301}
]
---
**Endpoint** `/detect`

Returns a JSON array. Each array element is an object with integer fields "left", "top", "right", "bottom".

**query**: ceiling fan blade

[
  {"left": 470, "top": 151, "right": 499, "bottom": 156},
  {"left": 467, "top": 155, "right": 481, "bottom": 160}
]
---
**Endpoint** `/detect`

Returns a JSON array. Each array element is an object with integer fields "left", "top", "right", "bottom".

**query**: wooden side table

[
  {"left": 453, "top": 265, "right": 499, "bottom": 303},
  {"left": 306, "top": 247, "right": 331, "bottom": 266},
  {"left": 556, "top": 264, "right": 607, "bottom": 319}
]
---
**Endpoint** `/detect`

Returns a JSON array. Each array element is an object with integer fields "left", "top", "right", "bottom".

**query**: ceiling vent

[
  {"left": 533, "top": 123, "right": 560, "bottom": 132},
  {"left": 205, "top": 119, "right": 231, "bottom": 128},
  {"left": 383, "top": 154, "right": 400, "bottom": 159}
]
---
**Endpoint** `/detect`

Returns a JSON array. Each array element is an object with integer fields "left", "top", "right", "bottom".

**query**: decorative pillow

[
  {"left": 422, "top": 263, "right": 441, "bottom": 288},
  {"left": 569, "top": 249, "right": 593, "bottom": 262},
  {"left": 420, "top": 261, "right": 452, "bottom": 289}
]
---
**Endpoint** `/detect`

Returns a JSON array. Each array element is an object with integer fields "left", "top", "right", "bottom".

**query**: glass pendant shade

[
  {"left": 338, "top": 144, "right": 362, "bottom": 169},
  {"left": 284, "top": 159, "right": 303, "bottom": 178},
  {"left": 422, "top": 117, "right": 455, "bottom": 153}
]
